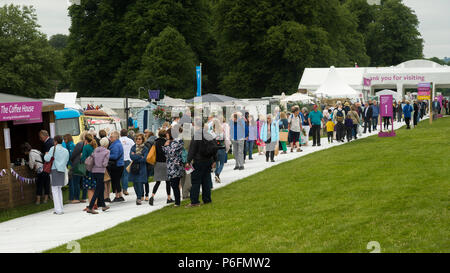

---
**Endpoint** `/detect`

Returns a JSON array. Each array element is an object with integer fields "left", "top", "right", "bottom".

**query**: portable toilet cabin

[{"left": 136, "top": 103, "right": 165, "bottom": 133}]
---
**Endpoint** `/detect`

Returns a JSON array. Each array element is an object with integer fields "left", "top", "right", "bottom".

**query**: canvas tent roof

[
  {"left": 375, "top": 90, "right": 402, "bottom": 101},
  {"left": 0, "top": 93, "right": 64, "bottom": 112},
  {"left": 281, "top": 92, "right": 315, "bottom": 103},
  {"left": 314, "top": 66, "right": 361, "bottom": 99}
]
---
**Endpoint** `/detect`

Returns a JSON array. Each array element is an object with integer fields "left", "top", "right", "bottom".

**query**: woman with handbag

[
  {"left": 86, "top": 138, "right": 111, "bottom": 214},
  {"left": 149, "top": 129, "right": 173, "bottom": 206},
  {"left": 128, "top": 133, "right": 149, "bottom": 205},
  {"left": 44, "top": 135, "right": 69, "bottom": 215},
  {"left": 81, "top": 133, "right": 97, "bottom": 211}
]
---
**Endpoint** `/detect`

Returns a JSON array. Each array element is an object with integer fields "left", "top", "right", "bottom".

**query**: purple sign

[
  {"left": 379, "top": 95, "right": 393, "bottom": 117},
  {"left": 0, "top": 101, "right": 42, "bottom": 122},
  {"left": 148, "top": 90, "right": 160, "bottom": 100}
]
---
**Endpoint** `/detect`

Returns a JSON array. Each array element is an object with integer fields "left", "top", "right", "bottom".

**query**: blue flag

[{"left": 196, "top": 66, "right": 201, "bottom": 97}]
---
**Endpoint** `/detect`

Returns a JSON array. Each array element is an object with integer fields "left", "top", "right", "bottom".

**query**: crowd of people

[{"left": 20, "top": 97, "right": 437, "bottom": 215}]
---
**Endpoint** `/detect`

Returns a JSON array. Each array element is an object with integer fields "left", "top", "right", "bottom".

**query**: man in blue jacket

[
  {"left": 229, "top": 112, "right": 246, "bottom": 170},
  {"left": 108, "top": 131, "right": 125, "bottom": 202},
  {"left": 371, "top": 100, "right": 380, "bottom": 131},
  {"left": 403, "top": 101, "right": 413, "bottom": 129}
]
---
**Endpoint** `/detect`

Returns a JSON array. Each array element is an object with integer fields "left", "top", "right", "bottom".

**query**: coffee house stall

[{"left": 0, "top": 93, "right": 64, "bottom": 209}]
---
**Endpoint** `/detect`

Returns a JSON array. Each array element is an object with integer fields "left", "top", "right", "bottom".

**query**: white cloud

[
  {"left": 402, "top": 0, "right": 450, "bottom": 58},
  {"left": 0, "top": 0, "right": 71, "bottom": 37}
]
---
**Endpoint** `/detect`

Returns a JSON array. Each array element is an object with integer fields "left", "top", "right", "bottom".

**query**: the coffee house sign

[{"left": 0, "top": 101, "right": 42, "bottom": 122}]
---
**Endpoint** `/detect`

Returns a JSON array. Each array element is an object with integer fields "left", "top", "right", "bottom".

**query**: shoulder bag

[{"left": 43, "top": 147, "right": 56, "bottom": 174}]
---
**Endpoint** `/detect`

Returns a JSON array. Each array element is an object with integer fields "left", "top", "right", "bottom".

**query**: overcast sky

[{"left": 1, "top": 0, "right": 449, "bottom": 59}]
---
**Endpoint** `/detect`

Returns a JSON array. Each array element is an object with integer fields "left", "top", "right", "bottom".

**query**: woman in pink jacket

[{"left": 86, "top": 138, "right": 111, "bottom": 214}]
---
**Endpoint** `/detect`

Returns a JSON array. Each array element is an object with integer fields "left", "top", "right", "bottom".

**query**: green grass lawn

[{"left": 43, "top": 117, "right": 449, "bottom": 252}]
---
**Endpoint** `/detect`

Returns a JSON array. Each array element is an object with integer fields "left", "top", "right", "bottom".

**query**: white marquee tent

[
  {"left": 281, "top": 92, "right": 315, "bottom": 103},
  {"left": 314, "top": 66, "right": 362, "bottom": 99},
  {"left": 375, "top": 89, "right": 402, "bottom": 101}
]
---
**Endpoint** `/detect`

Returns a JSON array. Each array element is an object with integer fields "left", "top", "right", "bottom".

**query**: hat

[{"left": 345, "top": 102, "right": 350, "bottom": 106}]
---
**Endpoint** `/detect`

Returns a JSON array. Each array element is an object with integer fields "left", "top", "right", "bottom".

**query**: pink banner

[
  {"left": 13, "top": 113, "right": 43, "bottom": 125},
  {"left": 379, "top": 95, "right": 393, "bottom": 117},
  {"left": 0, "top": 101, "right": 42, "bottom": 122}
]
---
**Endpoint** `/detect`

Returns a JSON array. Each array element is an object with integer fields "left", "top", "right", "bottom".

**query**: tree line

[{"left": 0, "top": 0, "right": 429, "bottom": 99}]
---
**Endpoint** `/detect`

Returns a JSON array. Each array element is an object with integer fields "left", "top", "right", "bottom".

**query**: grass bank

[{"left": 43, "top": 117, "right": 449, "bottom": 252}]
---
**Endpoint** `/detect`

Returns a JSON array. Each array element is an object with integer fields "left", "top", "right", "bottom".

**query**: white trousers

[
  {"left": 303, "top": 126, "right": 310, "bottom": 144},
  {"left": 51, "top": 186, "right": 63, "bottom": 214}
]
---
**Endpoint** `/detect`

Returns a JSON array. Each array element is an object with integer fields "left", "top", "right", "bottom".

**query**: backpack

[
  {"left": 336, "top": 109, "right": 344, "bottom": 122},
  {"left": 345, "top": 117, "right": 353, "bottom": 127},
  {"left": 199, "top": 131, "right": 218, "bottom": 158}
]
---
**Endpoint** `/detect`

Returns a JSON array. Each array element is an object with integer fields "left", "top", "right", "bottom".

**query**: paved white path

[{"left": 0, "top": 119, "right": 415, "bottom": 252}]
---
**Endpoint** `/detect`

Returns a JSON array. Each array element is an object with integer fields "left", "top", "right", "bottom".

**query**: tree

[
  {"left": 134, "top": 26, "right": 197, "bottom": 99},
  {"left": 364, "top": 0, "right": 423, "bottom": 66},
  {"left": 66, "top": 0, "right": 131, "bottom": 97},
  {"left": 0, "top": 5, "right": 63, "bottom": 98},
  {"left": 213, "top": 0, "right": 369, "bottom": 98},
  {"left": 49, "top": 34, "right": 68, "bottom": 50}
]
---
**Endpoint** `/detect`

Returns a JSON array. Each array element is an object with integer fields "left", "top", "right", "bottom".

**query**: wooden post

[{"left": 0, "top": 121, "right": 12, "bottom": 208}]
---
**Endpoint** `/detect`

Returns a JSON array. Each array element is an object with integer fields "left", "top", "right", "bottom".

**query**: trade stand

[{"left": 0, "top": 93, "right": 64, "bottom": 209}]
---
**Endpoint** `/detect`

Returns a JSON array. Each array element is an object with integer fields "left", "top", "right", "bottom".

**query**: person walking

[
  {"left": 326, "top": 119, "right": 335, "bottom": 143},
  {"left": 38, "top": 130, "right": 53, "bottom": 204},
  {"left": 347, "top": 105, "right": 361, "bottom": 139},
  {"left": 279, "top": 112, "right": 289, "bottom": 154},
  {"left": 144, "top": 131, "right": 157, "bottom": 201},
  {"left": 245, "top": 115, "right": 257, "bottom": 160},
  {"left": 62, "top": 134, "right": 75, "bottom": 203},
  {"left": 261, "top": 114, "right": 279, "bottom": 162},
  {"left": 185, "top": 122, "right": 216, "bottom": 208},
  {"left": 128, "top": 133, "right": 149, "bottom": 205},
  {"left": 362, "top": 102, "right": 373, "bottom": 133},
  {"left": 396, "top": 102, "right": 403, "bottom": 122},
  {"left": 81, "top": 133, "right": 97, "bottom": 210},
  {"left": 107, "top": 131, "right": 125, "bottom": 202},
  {"left": 213, "top": 119, "right": 226, "bottom": 183},
  {"left": 403, "top": 101, "right": 413, "bottom": 129},
  {"left": 371, "top": 101, "right": 380, "bottom": 131},
  {"left": 149, "top": 129, "right": 173, "bottom": 206},
  {"left": 333, "top": 104, "right": 346, "bottom": 142},
  {"left": 288, "top": 107, "right": 303, "bottom": 152},
  {"left": 413, "top": 101, "right": 419, "bottom": 127},
  {"left": 70, "top": 131, "right": 88, "bottom": 203},
  {"left": 119, "top": 129, "right": 135, "bottom": 197},
  {"left": 256, "top": 115, "right": 266, "bottom": 155},
  {"left": 432, "top": 98, "right": 440, "bottom": 120},
  {"left": 309, "top": 105, "right": 324, "bottom": 146},
  {"left": 162, "top": 127, "right": 184, "bottom": 207},
  {"left": 86, "top": 138, "right": 111, "bottom": 214},
  {"left": 345, "top": 112, "right": 354, "bottom": 142},
  {"left": 229, "top": 112, "right": 245, "bottom": 170},
  {"left": 44, "top": 135, "right": 69, "bottom": 215},
  {"left": 300, "top": 108, "right": 311, "bottom": 146}
]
